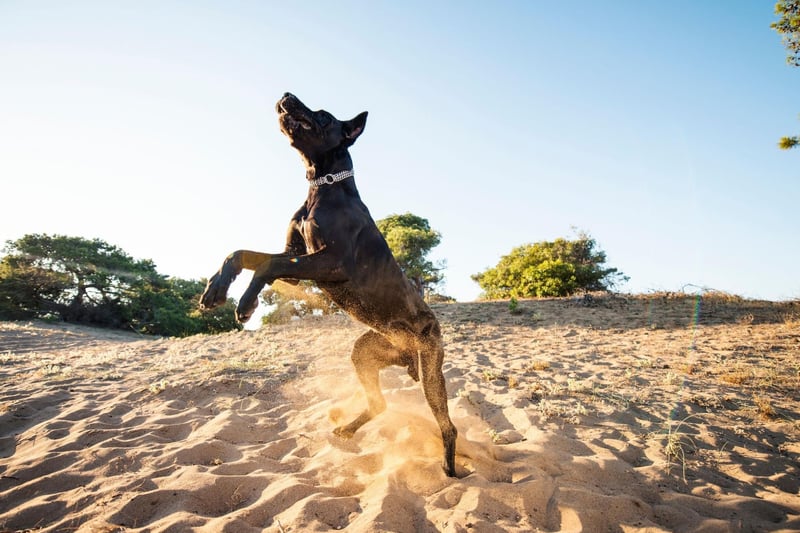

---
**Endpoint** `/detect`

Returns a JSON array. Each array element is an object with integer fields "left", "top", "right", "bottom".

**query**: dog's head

[{"left": 276, "top": 93, "right": 367, "bottom": 163}]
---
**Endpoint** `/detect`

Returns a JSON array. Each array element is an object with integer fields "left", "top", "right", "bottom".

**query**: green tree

[
  {"left": 0, "top": 234, "right": 240, "bottom": 336},
  {"left": 128, "top": 276, "right": 241, "bottom": 336},
  {"left": 260, "top": 280, "right": 338, "bottom": 325},
  {"left": 0, "top": 234, "right": 157, "bottom": 326},
  {"left": 471, "top": 232, "right": 628, "bottom": 299},
  {"left": 376, "top": 213, "right": 444, "bottom": 297},
  {"left": 0, "top": 257, "right": 68, "bottom": 320},
  {"left": 772, "top": 0, "right": 800, "bottom": 149}
]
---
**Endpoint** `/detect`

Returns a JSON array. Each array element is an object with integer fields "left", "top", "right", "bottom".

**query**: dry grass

[
  {"left": 657, "top": 415, "right": 701, "bottom": 482},
  {"left": 753, "top": 394, "right": 777, "bottom": 420},
  {"left": 526, "top": 360, "right": 551, "bottom": 372}
]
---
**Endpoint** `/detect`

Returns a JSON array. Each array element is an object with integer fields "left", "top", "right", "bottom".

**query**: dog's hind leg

[
  {"left": 417, "top": 332, "right": 458, "bottom": 477},
  {"left": 334, "top": 330, "right": 401, "bottom": 439}
]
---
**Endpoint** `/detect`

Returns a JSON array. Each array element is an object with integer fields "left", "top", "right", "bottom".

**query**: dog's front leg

[
  {"left": 236, "top": 248, "right": 348, "bottom": 322},
  {"left": 200, "top": 250, "right": 272, "bottom": 309}
]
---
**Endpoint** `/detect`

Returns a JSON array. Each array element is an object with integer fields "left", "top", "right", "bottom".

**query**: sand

[{"left": 1, "top": 294, "right": 798, "bottom": 532}]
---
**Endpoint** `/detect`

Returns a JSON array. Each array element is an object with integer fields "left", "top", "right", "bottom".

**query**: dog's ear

[{"left": 342, "top": 111, "right": 368, "bottom": 145}]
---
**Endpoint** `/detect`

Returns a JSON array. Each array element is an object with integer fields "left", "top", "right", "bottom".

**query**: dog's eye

[{"left": 317, "top": 113, "right": 331, "bottom": 127}]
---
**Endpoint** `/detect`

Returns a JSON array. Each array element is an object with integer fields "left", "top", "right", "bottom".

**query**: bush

[{"left": 472, "top": 231, "right": 627, "bottom": 299}]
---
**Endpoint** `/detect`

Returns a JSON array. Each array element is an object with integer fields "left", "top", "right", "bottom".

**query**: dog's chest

[{"left": 298, "top": 216, "right": 325, "bottom": 253}]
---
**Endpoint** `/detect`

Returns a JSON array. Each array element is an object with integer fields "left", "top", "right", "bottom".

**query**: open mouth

[{"left": 277, "top": 96, "right": 313, "bottom": 133}]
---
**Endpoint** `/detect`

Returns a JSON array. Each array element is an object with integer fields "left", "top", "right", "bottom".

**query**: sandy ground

[{"left": 1, "top": 294, "right": 799, "bottom": 532}]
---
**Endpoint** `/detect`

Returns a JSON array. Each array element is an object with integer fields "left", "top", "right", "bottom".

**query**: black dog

[{"left": 200, "top": 93, "right": 457, "bottom": 477}]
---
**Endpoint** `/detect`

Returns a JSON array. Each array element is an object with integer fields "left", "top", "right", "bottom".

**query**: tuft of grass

[
  {"left": 651, "top": 414, "right": 700, "bottom": 482},
  {"left": 753, "top": 395, "right": 776, "bottom": 420},
  {"left": 542, "top": 381, "right": 565, "bottom": 396},
  {"left": 720, "top": 369, "right": 749, "bottom": 386},
  {"left": 527, "top": 360, "right": 551, "bottom": 372},
  {"left": 700, "top": 289, "right": 743, "bottom": 303},
  {"left": 508, "top": 297, "right": 522, "bottom": 315},
  {"left": 536, "top": 399, "right": 562, "bottom": 419},
  {"left": 228, "top": 484, "right": 248, "bottom": 512},
  {"left": 481, "top": 369, "right": 507, "bottom": 383},
  {"left": 149, "top": 379, "right": 168, "bottom": 394},
  {"left": 567, "top": 378, "right": 590, "bottom": 394},
  {"left": 664, "top": 371, "right": 682, "bottom": 387},
  {"left": 39, "top": 363, "right": 73, "bottom": 377},
  {"left": 688, "top": 393, "right": 723, "bottom": 410}
]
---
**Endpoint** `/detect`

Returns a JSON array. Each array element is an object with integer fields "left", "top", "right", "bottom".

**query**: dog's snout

[{"left": 277, "top": 92, "right": 298, "bottom": 114}]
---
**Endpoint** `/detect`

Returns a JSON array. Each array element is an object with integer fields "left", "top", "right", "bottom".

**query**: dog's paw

[
  {"left": 235, "top": 296, "right": 258, "bottom": 323},
  {"left": 199, "top": 273, "right": 229, "bottom": 309},
  {"left": 234, "top": 308, "right": 252, "bottom": 323}
]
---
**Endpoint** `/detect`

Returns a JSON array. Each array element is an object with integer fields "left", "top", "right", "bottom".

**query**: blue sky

[{"left": 1, "top": 1, "right": 798, "bottom": 305}]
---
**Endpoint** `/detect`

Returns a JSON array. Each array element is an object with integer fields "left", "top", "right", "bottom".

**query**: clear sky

[{"left": 2, "top": 1, "right": 798, "bottom": 305}]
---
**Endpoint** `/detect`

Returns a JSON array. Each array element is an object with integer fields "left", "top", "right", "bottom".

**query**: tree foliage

[
  {"left": 777, "top": 135, "right": 799, "bottom": 149},
  {"left": 471, "top": 232, "right": 628, "bottom": 299},
  {"left": 127, "top": 276, "right": 241, "bottom": 336},
  {"left": 260, "top": 280, "right": 338, "bottom": 325},
  {"left": 0, "top": 234, "right": 240, "bottom": 336},
  {"left": 375, "top": 213, "right": 444, "bottom": 297},
  {"left": 773, "top": 0, "right": 800, "bottom": 66},
  {"left": 772, "top": 0, "right": 800, "bottom": 149}
]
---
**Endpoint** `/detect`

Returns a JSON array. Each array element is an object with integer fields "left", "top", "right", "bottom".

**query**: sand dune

[{"left": 1, "top": 295, "right": 798, "bottom": 532}]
